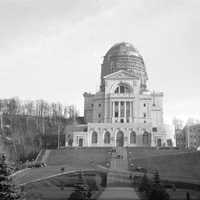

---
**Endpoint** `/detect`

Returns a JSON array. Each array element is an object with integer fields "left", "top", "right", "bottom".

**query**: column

[
  {"left": 104, "top": 97, "right": 107, "bottom": 123},
  {"left": 118, "top": 101, "right": 121, "bottom": 122},
  {"left": 110, "top": 100, "right": 112, "bottom": 123},
  {"left": 130, "top": 102, "right": 132, "bottom": 122},
  {"left": 112, "top": 101, "right": 115, "bottom": 122},
  {"left": 124, "top": 101, "right": 127, "bottom": 122}
]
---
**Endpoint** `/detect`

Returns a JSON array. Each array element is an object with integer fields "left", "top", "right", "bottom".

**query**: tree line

[
  {"left": 0, "top": 97, "right": 78, "bottom": 118},
  {"left": 0, "top": 97, "right": 80, "bottom": 163}
]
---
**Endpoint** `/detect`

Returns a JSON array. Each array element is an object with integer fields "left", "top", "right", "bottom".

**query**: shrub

[
  {"left": 148, "top": 185, "right": 170, "bottom": 200},
  {"left": 0, "top": 154, "right": 22, "bottom": 200},
  {"left": 68, "top": 183, "right": 91, "bottom": 200},
  {"left": 138, "top": 174, "right": 151, "bottom": 194},
  {"left": 148, "top": 171, "right": 169, "bottom": 200},
  {"left": 138, "top": 171, "right": 170, "bottom": 200}
]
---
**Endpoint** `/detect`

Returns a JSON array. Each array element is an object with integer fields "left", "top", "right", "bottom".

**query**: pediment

[{"left": 104, "top": 70, "right": 138, "bottom": 80}]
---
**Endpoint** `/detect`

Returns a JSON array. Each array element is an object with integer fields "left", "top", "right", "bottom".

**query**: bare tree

[{"left": 173, "top": 118, "right": 184, "bottom": 130}]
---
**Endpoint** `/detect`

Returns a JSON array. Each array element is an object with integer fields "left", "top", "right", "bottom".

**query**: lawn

[
  {"left": 167, "top": 188, "right": 200, "bottom": 200},
  {"left": 46, "top": 147, "right": 112, "bottom": 167},
  {"left": 21, "top": 170, "right": 105, "bottom": 200},
  {"left": 128, "top": 149, "right": 200, "bottom": 184},
  {"left": 13, "top": 147, "right": 112, "bottom": 185},
  {"left": 127, "top": 147, "right": 188, "bottom": 159}
]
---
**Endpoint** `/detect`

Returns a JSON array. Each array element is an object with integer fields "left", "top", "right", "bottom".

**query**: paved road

[{"left": 98, "top": 187, "right": 139, "bottom": 200}]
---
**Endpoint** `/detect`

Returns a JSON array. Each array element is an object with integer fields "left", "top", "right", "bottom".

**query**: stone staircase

[
  {"left": 107, "top": 147, "right": 131, "bottom": 187},
  {"left": 107, "top": 170, "right": 131, "bottom": 187}
]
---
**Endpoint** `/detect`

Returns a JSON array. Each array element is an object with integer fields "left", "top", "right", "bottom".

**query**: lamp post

[{"left": 57, "top": 119, "right": 61, "bottom": 150}]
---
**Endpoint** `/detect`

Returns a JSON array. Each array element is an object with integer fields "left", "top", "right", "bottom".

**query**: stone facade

[
  {"left": 68, "top": 42, "right": 167, "bottom": 147},
  {"left": 175, "top": 128, "right": 186, "bottom": 148},
  {"left": 183, "top": 124, "right": 200, "bottom": 149}
]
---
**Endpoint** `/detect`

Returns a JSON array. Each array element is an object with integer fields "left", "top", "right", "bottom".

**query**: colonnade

[{"left": 111, "top": 101, "right": 133, "bottom": 123}]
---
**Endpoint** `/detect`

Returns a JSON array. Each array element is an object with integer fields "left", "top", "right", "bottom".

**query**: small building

[
  {"left": 175, "top": 128, "right": 186, "bottom": 148},
  {"left": 184, "top": 124, "right": 200, "bottom": 149}
]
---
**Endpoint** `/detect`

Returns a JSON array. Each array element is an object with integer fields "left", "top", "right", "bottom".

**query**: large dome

[
  {"left": 100, "top": 42, "right": 148, "bottom": 91},
  {"left": 105, "top": 42, "right": 142, "bottom": 57}
]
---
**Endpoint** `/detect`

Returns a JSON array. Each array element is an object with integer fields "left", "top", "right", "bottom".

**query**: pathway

[
  {"left": 98, "top": 147, "right": 140, "bottom": 199},
  {"left": 98, "top": 187, "right": 139, "bottom": 200},
  {"left": 107, "top": 147, "right": 130, "bottom": 187}
]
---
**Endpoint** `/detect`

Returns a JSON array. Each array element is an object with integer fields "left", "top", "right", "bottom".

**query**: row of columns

[{"left": 111, "top": 101, "right": 133, "bottom": 123}]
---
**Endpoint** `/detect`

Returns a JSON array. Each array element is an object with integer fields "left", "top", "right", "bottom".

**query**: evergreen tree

[
  {"left": 138, "top": 173, "right": 151, "bottom": 194},
  {"left": 148, "top": 170, "right": 169, "bottom": 200},
  {"left": 0, "top": 154, "right": 22, "bottom": 200},
  {"left": 153, "top": 170, "right": 160, "bottom": 185}
]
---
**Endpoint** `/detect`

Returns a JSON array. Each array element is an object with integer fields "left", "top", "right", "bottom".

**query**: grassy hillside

[
  {"left": 130, "top": 151, "right": 200, "bottom": 183},
  {"left": 127, "top": 147, "right": 188, "bottom": 159},
  {"left": 18, "top": 169, "right": 106, "bottom": 200},
  {"left": 14, "top": 147, "right": 111, "bottom": 185},
  {"left": 46, "top": 147, "right": 112, "bottom": 167}
]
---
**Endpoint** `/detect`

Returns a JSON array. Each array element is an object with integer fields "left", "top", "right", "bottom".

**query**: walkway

[
  {"left": 110, "top": 147, "right": 128, "bottom": 170},
  {"left": 98, "top": 147, "right": 140, "bottom": 199},
  {"left": 107, "top": 147, "right": 130, "bottom": 187},
  {"left": 98, "top": 187, "right": 139, "bottom": 200}
]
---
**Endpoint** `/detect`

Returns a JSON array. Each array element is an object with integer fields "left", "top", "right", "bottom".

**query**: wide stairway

[
  {"left": 107, "top": 147, "right": 131, "bottom": 187},
  {"left": 98, "top": 147, "right": 139, "bottom": 200}
]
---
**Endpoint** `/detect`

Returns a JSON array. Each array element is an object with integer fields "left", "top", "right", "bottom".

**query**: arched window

[
  {"left": 143, "top": 131, "right": 151, "bottom": 145},
  {"left": 104, "top": 131, "right": 111, "bottom": 144},
  {"left": 91, "top": 131, "right": 98, "bottom": 144},
  {"left": 130, "top": 131, "right": 136, "bottom": 144},
  {"left": 114, "top": 84, "right": 131, "bottom": 94}
]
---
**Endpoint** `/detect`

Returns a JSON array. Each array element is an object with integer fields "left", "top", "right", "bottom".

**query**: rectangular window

[
  {"left": 144, "top": 103, "right": 146, "bottom": 107},
  {"left": 120, "top": 101, "right": 124, "bottom": 117},
  {"left": 144, "top": 113, "right": 146, "bottom": 118},
  {"left": 114, "top": 102, "right": 119, "bottom": 117},
  {"left": 99, "top": 104, "right": 101, "bottom": 107},
  {"left": 152, "top": 127, "right": 157, "bottom": 132},
  {"left": 126, "top": 102, "right": 130, "bottom": 117},
  {"left": 98, "top": 114, "right": 101, "bottom": 118}
]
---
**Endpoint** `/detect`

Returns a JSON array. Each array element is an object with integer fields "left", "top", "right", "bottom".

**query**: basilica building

[{"left": 67, "top": 42, "right": 167, "bottom": 147}]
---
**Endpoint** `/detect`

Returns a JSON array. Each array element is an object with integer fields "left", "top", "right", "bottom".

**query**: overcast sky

[{"left": 0, "top": 0, "right": 200, "bottom": 124}]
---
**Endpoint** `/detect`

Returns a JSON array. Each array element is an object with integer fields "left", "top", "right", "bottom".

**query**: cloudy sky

[{"left": 0, "top": 0, "right": 200, "bottom": 124}]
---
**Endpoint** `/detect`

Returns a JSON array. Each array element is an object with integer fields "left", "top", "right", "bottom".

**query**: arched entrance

[
  {"left": 116, "top": 131, "right": 124, "bottom": 147},
  {"left": 78, "top": 138, "right": 83, "bottom": 147},
  {"left": 143, "top": 131, "right": 151, "bottom": 146},
  {"left": 157, "top": 138, "right": 162, "bottom": 147}
]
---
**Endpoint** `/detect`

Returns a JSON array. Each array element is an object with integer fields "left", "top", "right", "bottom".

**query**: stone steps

[
  {"left": 107, "top": 147, "right": 131, "bottom": 187},
  {"left": 107, "top": 171, "right": 131, "bottom": 187}
]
